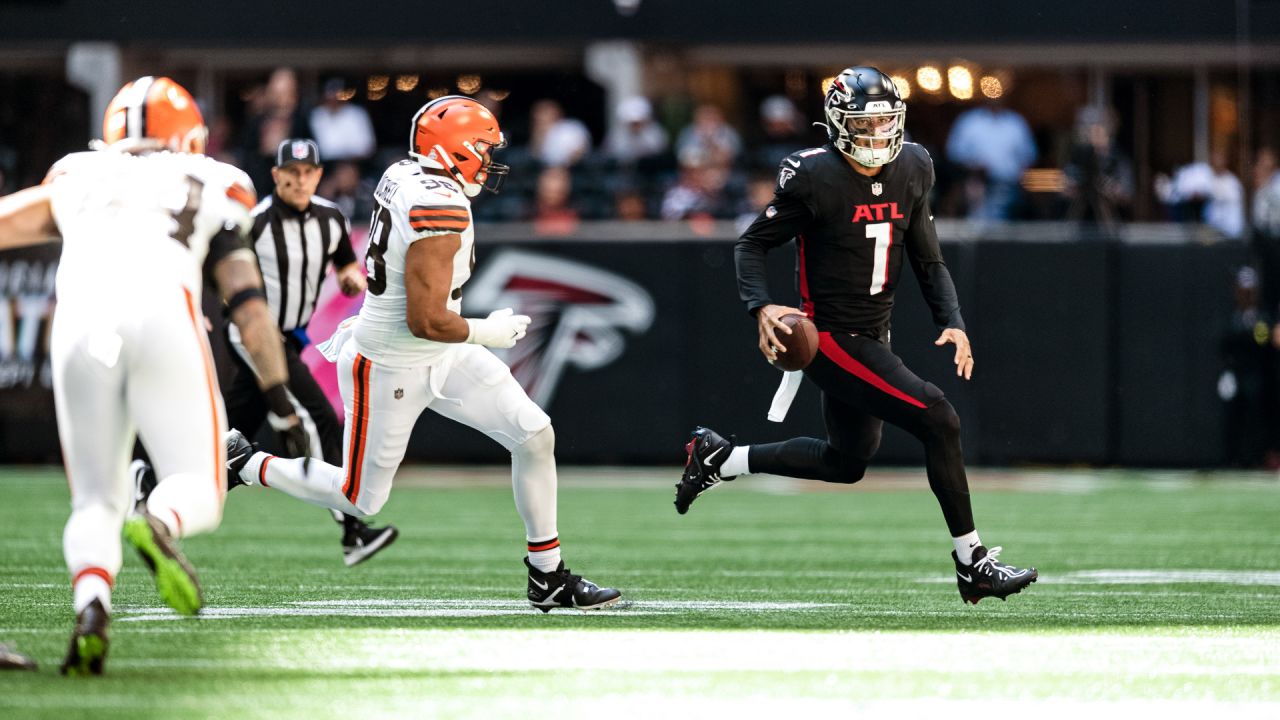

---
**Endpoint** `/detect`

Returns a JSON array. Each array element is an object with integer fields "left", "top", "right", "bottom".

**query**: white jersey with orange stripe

[
  {"left": 46, "top": 148, "right": 256, "bottom": 305},
  {"left": 353, "top": 159, "right": 475, "bottom": 367}
]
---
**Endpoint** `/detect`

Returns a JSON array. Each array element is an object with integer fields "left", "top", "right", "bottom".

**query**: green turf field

[{"left": 1, "top": 466, "right": 1278, "bottom": 718}]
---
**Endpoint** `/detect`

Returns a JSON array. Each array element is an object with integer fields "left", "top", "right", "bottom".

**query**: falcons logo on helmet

[{"left": 465, "top": 250, "right": 655, "bottom": 407}]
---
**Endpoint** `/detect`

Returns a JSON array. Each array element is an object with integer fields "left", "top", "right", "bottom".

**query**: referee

[{"left": 226, "top": 138, "right": 397, "bottom": 566}]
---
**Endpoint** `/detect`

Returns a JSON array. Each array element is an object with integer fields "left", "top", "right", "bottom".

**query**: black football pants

[
  {"left": 224, "top": 334, "right": 343, "bottom": 466},
  {"left": 747, "top": 331, "right": 975, "bottom": 536}
]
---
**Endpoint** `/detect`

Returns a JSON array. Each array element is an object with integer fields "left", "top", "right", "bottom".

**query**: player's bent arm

[
  {"left": 0, "top": 186, "right": 58, "bottom": 251},
  {"left": 735, "top": 191, "right": 812, "bottom": 315},
  {"left": 403, "top": 235, "right": 529, "bottom": 348},
  {"left": 212, "top": 251, "right": 290, "bottom": 390},
  {"left": 904, "top": 201, "right": 965, "bottom": 332},
  {"left": 404, "top": 233, "right": 470, "bottom": 342},
  {"left": 336, "top": 261, "right": 367, "bottom": 297}
]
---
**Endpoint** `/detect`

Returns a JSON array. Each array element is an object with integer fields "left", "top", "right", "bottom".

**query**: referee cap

[{"left": 276, "top": 138, "right": 321, "bottom": 167}]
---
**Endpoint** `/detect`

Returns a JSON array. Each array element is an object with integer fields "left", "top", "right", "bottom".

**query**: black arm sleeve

[
  {"left": 202, "top": 224, "right": 251, "bottom": 284},
  {"left": 905, "top": 162, "right": 965, "bottom": 331},
  {"left": 735, "top": 160, "right": 815, "bottom": 315},
  {"left": 331, "top": 214, "right": 356, "bottom": 268}
]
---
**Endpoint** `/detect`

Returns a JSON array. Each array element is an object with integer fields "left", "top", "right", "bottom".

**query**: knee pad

[
  {"left": 855, "top": 426, "right": 882, "bottom": 461},
  {"left": 925, "top": 399, "right": 962, "bottom": 440},
  {"left": 515, "top": 424, "right": 556, "bottom": 462},
  {"left": 818, "top": 445, "right": 868, "bottom": 484}
]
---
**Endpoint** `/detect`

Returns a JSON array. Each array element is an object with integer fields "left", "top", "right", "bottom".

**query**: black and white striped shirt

[{"left": 249, "top": 193, "right": 357, "bottom": 332}]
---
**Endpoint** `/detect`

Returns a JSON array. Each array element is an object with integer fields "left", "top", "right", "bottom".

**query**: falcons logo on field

[{"left": 465, "top": 250, "right": 655, "bottom": 406}]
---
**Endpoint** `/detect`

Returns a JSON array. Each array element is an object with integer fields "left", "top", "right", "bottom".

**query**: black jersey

[{"left": 736, "top": 142, "right": 964, "bottom": 340}]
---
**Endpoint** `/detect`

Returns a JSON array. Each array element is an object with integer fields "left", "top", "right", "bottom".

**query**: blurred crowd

[{"left": 2, "top": 67, "right": 1279, "bottom": 242}]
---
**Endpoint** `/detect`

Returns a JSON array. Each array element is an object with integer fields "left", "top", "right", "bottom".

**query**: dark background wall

[
  {"left": 378, "top": 236, "right": 1248, "bottom": 468},
  {"left": 0, "top": 235, "right": 1249, "bottom": 467}
]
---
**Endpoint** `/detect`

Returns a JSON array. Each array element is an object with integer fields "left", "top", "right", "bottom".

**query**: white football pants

[
  {"left": 53, "top": 285, "right": 226, "bottom": 610},
  {"left": 244, "top": 340, "right": 558, "bottom": 544}
]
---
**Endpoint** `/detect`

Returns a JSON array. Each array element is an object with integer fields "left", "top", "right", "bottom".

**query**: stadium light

[
  {"left": 916, "top": 66, "right": 943, "bottom": 93},
  {"left": 890, "top": 74, "right": 912, "bottom": 100},
  {"left": 395, "top": 75, "right": 420, "bottom": 93},
  {"left": 980, "top": 75, "right": 1004, "bottom": 99},
  {"left": 457, "top": 74, "right": 483, "bottom": 95},
  {"left": 948, "top": 65, "right": 973, "bottom": 100},
  {"left": 821, "top": 75, "right": 836, "bottom": 96},
  {"left": 367, "top": 74, "right": 389, "bottom": 101}
]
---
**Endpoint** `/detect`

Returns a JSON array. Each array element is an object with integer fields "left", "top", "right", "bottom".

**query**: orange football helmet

[
  {"left": 102, "top": 76, "right": 207, "bottom": 154},
  {"left": 408, "top": 95, "right": 508, "bottom": 197}
]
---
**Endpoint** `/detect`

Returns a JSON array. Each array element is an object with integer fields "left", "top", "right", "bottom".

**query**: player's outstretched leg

[
  {"left": 59, "top": 598, "right": 110, "bottom": 676},
  {"left": 953, "top": 545, "right": 1037, "bottom": 604},
  {"left": 122, "top": 513, "right": 203, "bottom": 616},
  {"left": 226, "top": 429, "right": 366, "bottom": 517},
  {"left": 525, "top": 558, "right": 622, "bottom": 613},
  {"left": 674, "top": 426, "right": 738, "bottom": 514}
]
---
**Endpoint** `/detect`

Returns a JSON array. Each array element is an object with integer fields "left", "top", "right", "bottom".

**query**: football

[{"left": 770, "top": 314, "right": 818, "bottom": 371}]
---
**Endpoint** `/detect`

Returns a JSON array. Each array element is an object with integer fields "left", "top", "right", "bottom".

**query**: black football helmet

[{"left": 824, "top": 66, "right": 906, "bottom": 168}]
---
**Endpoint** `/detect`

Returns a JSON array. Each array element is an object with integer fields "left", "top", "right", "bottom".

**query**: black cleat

[
  {"left": 342, "top": 521, "right": 399, "bottom": 567},
  {"left": 224, "top": 429, "right": 253, "bottom": 490},
  {"left": 674, "top": 426, "right": 736, "bottom": 515},
  {"left": 60, "top": 598, "right": 109, "bottom": 676},
  {"left": 0, "top": 643, "right": 38, "bottom": 672},
  {"left": 123, "top": 513, "right": 203, "bottom": 616},
  {"left": 130, "top": 459, "right": 157, "bottom": 511},
  {"left": 525, "top": 558, "right": 622, "bottom": 613},
  {"left": 954, "top": 546, "right": 1038, "bottom": 604}
]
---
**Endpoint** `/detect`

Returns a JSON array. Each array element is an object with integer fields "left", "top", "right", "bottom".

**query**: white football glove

[{"left": 465, "top": 308, "right": 531, "bottom": 349}]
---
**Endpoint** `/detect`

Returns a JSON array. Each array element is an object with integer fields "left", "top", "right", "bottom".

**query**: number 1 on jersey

[{"left": 866, "top": 222, "right": 892, "bottom": 295}]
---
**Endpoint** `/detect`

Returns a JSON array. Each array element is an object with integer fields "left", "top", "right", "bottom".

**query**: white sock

[
  {"left": 512, "top": 427, "right": 560, "bottom": 570},
  {"left": 240, "top": 451, "right": 268, "bottom": 486},
  {"left": 527, "top": 536, "right": 562, "bottom": 573},
  {"left": 72, "top": 571, "right": 112, "bottom": 613},
  {"left": 953, "top": 531, "right": 982, "bottom": 565},
  {"left": 719, "top": 445, "right": 751, "bottom": 477},
  {"left": 246, "top": 452, "right": 361, "bottom": 515}
]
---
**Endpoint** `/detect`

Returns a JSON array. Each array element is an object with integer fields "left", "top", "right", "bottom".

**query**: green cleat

[
  {"left": 60, "top": 598, "right": 109, "bottom": 676},
  {"left": 123, "top": 513, "right": 203, "bottom": 616}
]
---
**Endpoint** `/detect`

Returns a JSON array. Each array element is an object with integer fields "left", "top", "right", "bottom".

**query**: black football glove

[
  {"left": 276, "top": 420, "right": 312, "bottom": 475},
  {"left": 264, "top": 383, "right": 311, "bottom": 474}
]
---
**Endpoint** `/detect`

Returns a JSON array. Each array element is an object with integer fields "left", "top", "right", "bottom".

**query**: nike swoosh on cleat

[
  {"left": 956, "top": 571, "right": 972, "bottom": 582},
  {"left": 702, "top": 447, "right": 723, "bottom": 465},
  {"left": 530, "top": 577, "right": 549, "bottom": 591}
]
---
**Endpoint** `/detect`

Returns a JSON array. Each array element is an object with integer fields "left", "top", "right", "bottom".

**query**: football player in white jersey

[
  {"left": 0, "top": 76, "right": 310, "bottom": 674},
  {"left": 226, "top": 96, "right": 621, "bottom": 611}
]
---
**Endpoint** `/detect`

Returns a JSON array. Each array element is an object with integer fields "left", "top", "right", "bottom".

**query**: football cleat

[
  {"left": 224, "top": 429, "right": 253, "bottom": 490},
  {"left": 342, "top": 521, "right": 400, "bottom": 567},
  {"left": 0, "top": 643, "right": 38, "bottom": 672},
  {"left": 123, "top": 513, "right": 203, "bottom": 616},
  {"left": 525, "top": 558, "right": 622, "bottom": 613},
  {"left": 59, "top": 598, "right": 109, "bottom": 676},
  {"left": 674, "top": 426, "right": 737, "bottom": 515},
  {"left": 954, "top": 546, "right": 1038, "bottom": 604},
  {"left": 130, "top": 459, "right": 158, "bottom": 511}
]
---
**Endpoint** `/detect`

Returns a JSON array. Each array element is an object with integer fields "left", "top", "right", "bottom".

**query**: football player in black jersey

[{"left": 676, "top": 66, "right": 1037, "bottom": 604}]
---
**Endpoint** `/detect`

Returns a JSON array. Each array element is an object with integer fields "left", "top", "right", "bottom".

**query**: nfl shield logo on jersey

[{"left": 871, "top": 182, "right": 883, "bottom": 196}]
